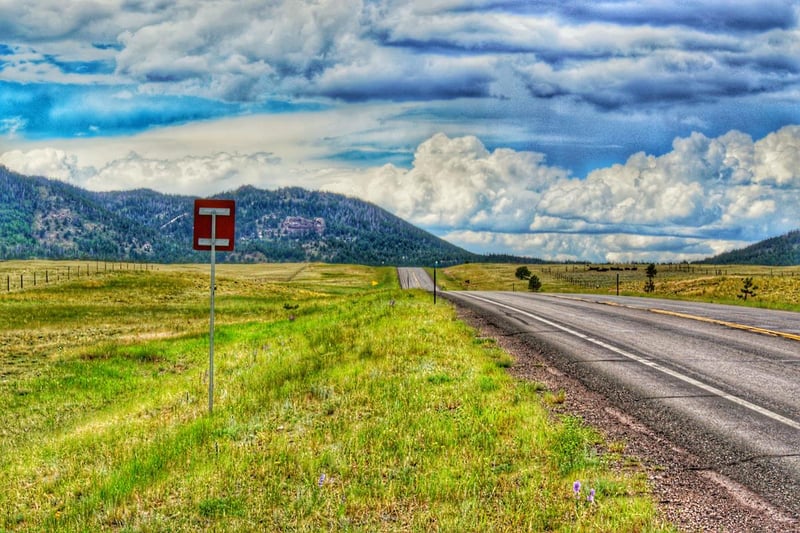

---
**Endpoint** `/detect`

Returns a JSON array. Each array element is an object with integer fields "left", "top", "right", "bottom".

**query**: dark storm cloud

[
  {"left": 560, "top": 1, "right": 798, "bottom": 32},
  {"left": 461, "top": 1, "right": 798, "bottom": 32}
]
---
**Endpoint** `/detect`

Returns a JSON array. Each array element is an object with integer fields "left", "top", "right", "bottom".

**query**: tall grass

[{"left": 0, "top": 263, "right": 671, "bottom": 531}]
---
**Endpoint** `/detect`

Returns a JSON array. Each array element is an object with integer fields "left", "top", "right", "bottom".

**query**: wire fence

[
  {"left": 2, "top": 262, "right": 154, "bottom": 293},
  {"left": 537, "top": 264, "right": 799, "bottom": 292}
]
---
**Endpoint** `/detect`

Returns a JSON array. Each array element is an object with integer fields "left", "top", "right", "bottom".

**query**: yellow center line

[
  {"left": 550, "top": 294, "right": 800, "bottom": 343},
  {"left": 648, "top": 308, "right": 800, "bottom": 342}
]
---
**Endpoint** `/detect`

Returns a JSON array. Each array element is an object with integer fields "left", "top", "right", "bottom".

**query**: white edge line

[{"left": 457, "top": 292, "right": 800, "bottom": 431}]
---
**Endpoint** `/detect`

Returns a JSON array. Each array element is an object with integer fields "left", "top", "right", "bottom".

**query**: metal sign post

[
  {"left": 208, "top": 210, "right": 218, "bottom": 415},
  {"left": 193, "top": 199, "right": 236, "bottom": 415}
]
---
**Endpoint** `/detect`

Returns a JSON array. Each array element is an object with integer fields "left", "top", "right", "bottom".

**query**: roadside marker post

[
  {"left": 193, "top": 199, "right": 236, "bottom": 415},
  {"left": 433, "top": 261, "right": 438, "bottom": 304}
]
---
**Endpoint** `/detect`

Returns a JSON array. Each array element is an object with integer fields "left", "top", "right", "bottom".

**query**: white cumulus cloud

[
  {"left": 530, "top": 126, "right": 800, "bottom": 243},
  {"left": 88, "top": 151, "right": 284, "bottom": 194},
  {"left": 0, "top": 147, "right": 91, "bottom": 182},
  {"left": 1, "top": 125, "right": 798, "bottom": 262},
  {"left": 335, "top": 133, "right": 569, "bottom": 230}
]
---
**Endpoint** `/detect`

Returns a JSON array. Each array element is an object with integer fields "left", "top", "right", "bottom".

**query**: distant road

[
  {"left": 397, "top": 267, "right": 435, "bottom": 291},
  {"left": 442, "top": 290, "right": 800, "bottom": 518}
]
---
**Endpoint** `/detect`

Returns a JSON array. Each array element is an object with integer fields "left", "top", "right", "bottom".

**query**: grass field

[
  {"left": 0, "top": 261, "right": 672, "bottom": 531},
  {"left": 436, "top": 263, "right": 800, "bottom": 311}
]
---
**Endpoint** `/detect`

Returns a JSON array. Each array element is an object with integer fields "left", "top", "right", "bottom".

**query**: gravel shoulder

[{"left": 453, "top": 303, "right": 799, "bottom": 532}]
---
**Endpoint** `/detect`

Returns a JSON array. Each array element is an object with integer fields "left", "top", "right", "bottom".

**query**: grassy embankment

[
  {"left": 0, "top": 262, "right": 671, "bottom": 531},
  {"left": 436, "top": 263, "right": 800, "bottom": 311}
]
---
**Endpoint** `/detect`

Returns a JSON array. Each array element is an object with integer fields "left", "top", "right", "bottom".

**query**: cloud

[
  {"left": 330, "top": 133, "right": 570, "bottom": 230},
  {"left": 113, "top": 0, "right": 365, "bottom": 101},
  {"left": 0, "top": 147, "right": 281, "bottom": 195},
  {"left": 87, "top": 151, "right": 282, "bottom": 194},
  {"left": 441, "top": 229, "right": 738, "bottom": 263},
  {"left": 1, "top": 0, "right": 797, "bottom": 168},
  {"left": 336, "top": 127, "right": 800, "bottom": 260},
  {"left": 531, "top": 126, "right": 800, "bottom": 241},
  {"left": 1, "top": 125, "right": 798, "bottom": 261},
  {"left": 312, "top": 52, "right": 495, "bottom": 102},
  {"left": 752, "top": 126, "right": 800, "bottom": 186},
  {"left": 0, "top": 81, "right": 322, "bottom": 139},
  {"left": 0, "top": 146, "right": 89, "bottom": 182},
  {"left": 549, "top": 1, "right": 799, "bottom": 32},
  {"left": 513, "top": 31, "right": 800, "bottom": 110},
  {"left": 361, "top": 2, "right": 800, "bottom": 111},
  {"left": 0, "top": 1, "right": 798, "bottom": 263},
  {"left": 0, "top": 1, "right": 119, "bottom": 41},
  {"left": 0, "top": 116, "right": 27, "bottom": 137},
  {"left": 4, "top": 0, "right": 794, "bottom": 109},
  {"left": 0, "top": 0, "right": 469, "bottom": 105}
]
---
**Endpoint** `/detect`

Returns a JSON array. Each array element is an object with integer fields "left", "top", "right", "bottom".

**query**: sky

[{"left": 1, "top": 1, "right": 799, "bottom": 263}]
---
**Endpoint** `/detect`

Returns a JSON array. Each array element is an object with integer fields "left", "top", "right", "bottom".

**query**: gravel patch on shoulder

[{"left": 455, "top": 305, "right": 799, "bottom": 533}]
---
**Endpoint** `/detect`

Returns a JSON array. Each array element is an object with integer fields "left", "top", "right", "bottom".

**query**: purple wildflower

[
  {"left": 573, "top": 480, "right": 581, "bottom": 497},
  {"left": 587, "top": 488, "right": 595, "bottom": 504},
  {"left": 317, "top": 473, "right": 326, "bottom": 487}
]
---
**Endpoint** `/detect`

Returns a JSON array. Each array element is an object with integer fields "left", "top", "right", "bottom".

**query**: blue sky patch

[
  {"left": 0, "top": 81, "right": 329, "bottom": 139},
  {"left": 44, "top": 55, "right": 116, "bottom": 75},
  {"left": 92, "top": 42, "right": 124, "bottom": 51},
  {"left": 326, "top": 149, "right": 414, "bottom": 167}
]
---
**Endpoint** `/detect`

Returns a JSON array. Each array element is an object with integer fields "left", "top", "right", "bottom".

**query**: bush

[{"left": 515, "top": 266, "right": 531, "bottom": 280}]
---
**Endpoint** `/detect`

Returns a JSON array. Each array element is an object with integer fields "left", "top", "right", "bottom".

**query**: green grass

[{"left": 0, "top": 262, "right": 672, "bottom": 531}]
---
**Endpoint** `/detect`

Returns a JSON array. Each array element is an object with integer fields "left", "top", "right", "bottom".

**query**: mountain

[
  {"left": 0, "top": 165, "right": 500, "bottom": 265},
  {"left": 698, "top": 229, "right": 800, "bottom": 265}
]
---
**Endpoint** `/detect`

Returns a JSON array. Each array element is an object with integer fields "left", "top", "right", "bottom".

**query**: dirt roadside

[{"left": 454, "top": 304, "right": 799, "bottom": 532}]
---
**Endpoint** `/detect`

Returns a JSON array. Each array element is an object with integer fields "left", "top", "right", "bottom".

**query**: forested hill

[
  {"left": 0, "top": 166, "right": 493, "bottom": 265},
  {"left": 699, "top": 229, "right": 800, "bottom": 265}
]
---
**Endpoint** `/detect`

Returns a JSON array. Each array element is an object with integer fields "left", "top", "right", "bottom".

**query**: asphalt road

[
  {"left": 397, "top": 267, "right": 436, "bottom": 291},
  {"left": 437, "top": 289, "right": 800, "bottom": 518}
]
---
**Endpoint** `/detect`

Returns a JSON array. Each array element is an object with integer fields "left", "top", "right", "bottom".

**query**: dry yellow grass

[{"left": 438, "top": 263, "right": 800, "bottom": 311}]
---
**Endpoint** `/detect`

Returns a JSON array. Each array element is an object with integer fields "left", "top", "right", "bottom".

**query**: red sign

[{"left": 193, "top": 199, "right": 236, "bottom": 251}]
